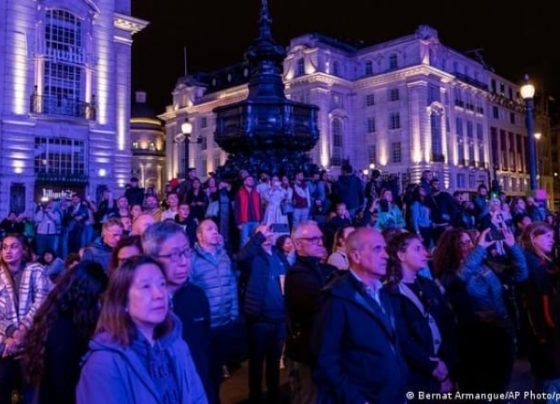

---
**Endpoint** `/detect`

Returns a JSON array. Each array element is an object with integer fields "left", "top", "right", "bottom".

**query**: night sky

[{"left": 131, "top": 0, "right": 558, "bottom": 113}]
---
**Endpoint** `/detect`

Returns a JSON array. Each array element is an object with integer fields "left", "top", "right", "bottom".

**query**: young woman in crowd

[
  {"left": 275, "top": 234, "right": 295, "bottom": 266},
  {"left": 520, "top": 222, "right": 560, "bottom": 395},
  {"left": 327, "top": 225, "right": 355, "bottom": 270},
  {"left": 408, "top": 186, "right": 433, "bottom": 249},
  {"left": 108, "top": 235, "right": 143, "bottom": 275},
  {"left": 187, "top": 178, "right": 209, "bottom": 223},
  {"left": 77, "top": 256, "right": 207, "bottom": 403},
  {"left": 23, "top": 261, "right": 107, "bottom": 404},
  {"left": 129, "top": 203, "right": 143, "bottom": 222},
  {"left": 433, "top": 227, "right": 527, "bottom": 395},
  {"left": 40, "top": 248, "right": 66, "bottom": 282},
  {"left": 0, "top": 234, "right": 51, "bottom": 402},
  {"left": 386, "top": 233, "right": 456, "bottom": 397}
]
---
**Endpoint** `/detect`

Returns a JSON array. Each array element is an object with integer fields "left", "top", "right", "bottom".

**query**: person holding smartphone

[{"left": 374, "top": 189, "right": 405, "bottom": 231}]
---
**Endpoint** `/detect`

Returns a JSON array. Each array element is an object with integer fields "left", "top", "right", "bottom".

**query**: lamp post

[
  {"left": 175, "top": 118, "right": 193, "bottom": 178},
  {"left": 520, "top": 76, "right": 537, "bottom": 191}
]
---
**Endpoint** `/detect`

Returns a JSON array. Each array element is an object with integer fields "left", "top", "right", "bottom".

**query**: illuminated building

[
  {"left": 161, "top": 25, "right": 552, "bottom": 198},
  {"left": 0, "top": 0, "right": 147, "bottom": 216},
  {"left": 130, "top": 91, "right": 166, "bottom": 193}
]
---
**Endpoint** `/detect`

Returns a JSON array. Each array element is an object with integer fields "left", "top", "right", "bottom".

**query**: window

[
  {"left": 367, "top": 117, "right": 376, "bottom": 133},
  {"left": 477, "top": 123, "right": 484, "bottom": 162},
  {"left": 201, "top": 135, "right": 207, "bottom": 150},
  {"left": 391, "top": 142, "right": 402, "bottom": 163},
  {"left": 466, "top": 121, "right": 474, "bottom": 163},
  {"left": 42, "top": 9, "right": 86, "bottom": 118},
  {"left": 389, "top": 88, "right": 400, "bottom": 102},
  {"left": 296, "top": 58, "right": 305, "bottom": 77},
  {"left": 365, "top": 61, "right": 373, "bottom": 76},
  {"left": 500, "top": 130, "right": 508, "bottom": 170},
  {"left": 201, "top": 117, "right": 208, "bottom": 128},
  {"left": 509, "top": 112, "right": 515, "bottom": 125},
  {"left": 132, "top": 141, "right": 139, "bottom": 149},
  {"left": 389, "top": 54, "right": 398, "bottom": 70},
  {"left": 456, "top": 173, "right": 466, "bottom": 188},
  {"left": 511, "top": 178, "right": 517, "bottom": 192},
  {"left": 456, "top": 118, "right": 463, "bottom": 136},
  {"left": 430, "top": 113, "right": 443, "bottom": 161},
  {"left": 365, "top": 93, "right": 375, "bottom": 106},
  {"left": 214, "top": 154, "right": 221, "bottom": 171},
  {"left": 332, "top": 61, "right": 340, "bottom": 76},
  {"left": 331, "top": 118, "right": 343, "bottom": 166},
  {"left": 368, "top": 144, "right": 377, "bottom": 165},
  {"left": 500, "top": 83, "right": 505, "bottom": 94},
  {"left": 428, "top": 84, "right": 440, "bottom": 104},
  {"left": 388, "top": 112, "right": 400, "bottom": 129},
  {"left": 34, "top": 137, "right": 86, "bottom": 175},
  {"left": 492, "top": 106, "right": 499, "bottom": 119},
  {"left": 201, "top": 159, "right": 207, "bottom": 177},
  {"left": 491, "top": 79, "right": 497, "bottom": 93},
  {"left": 491, "top": 127, "right": 499, "bottom": 169}
]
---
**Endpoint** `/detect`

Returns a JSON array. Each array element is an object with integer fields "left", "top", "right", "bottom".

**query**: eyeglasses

[
  {"left": 298, "top": 236, "right": 324, "bottom": 245},
  {"left": 155, "top": 247, "right": 193, "bottom": 262}
]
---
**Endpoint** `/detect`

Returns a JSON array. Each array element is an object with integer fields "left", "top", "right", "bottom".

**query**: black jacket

[
  {"left": 285, "top": 255, "right": 338, "bottom": 364},
  {"left": 172, "top": 281, "right": 211, "bottom": 398},
  {"left": 312, "top": 273, "right": 408, "bottom": 403}
]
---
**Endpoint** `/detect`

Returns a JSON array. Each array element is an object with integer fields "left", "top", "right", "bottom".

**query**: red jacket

[{"left": 235, "top": 187, "right": 261, "bottom": 225}]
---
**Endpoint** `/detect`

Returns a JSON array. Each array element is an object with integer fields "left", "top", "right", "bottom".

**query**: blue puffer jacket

[
  {"left": 77, "top": 314, "right": 207, "bottom": 404},
  {"left": 191, "top": 243, "right": 239, "bottom": 328}
]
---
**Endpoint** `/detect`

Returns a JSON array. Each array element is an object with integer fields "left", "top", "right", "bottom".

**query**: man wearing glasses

[
  {"left": 284, "top": 221, "right": 338, "bottom": 404},
  {"left": 142, "top": 221, "right": 212, "bottom": 402}
]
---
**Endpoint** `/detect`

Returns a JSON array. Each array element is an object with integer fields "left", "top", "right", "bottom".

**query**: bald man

[
  {"left": 130, "top": 213, "right": 156, "bottom": 236},
  {"left": 312, "top": 228, "right": 408, "bottom": 403}
]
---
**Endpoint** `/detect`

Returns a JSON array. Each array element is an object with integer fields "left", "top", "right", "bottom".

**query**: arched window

[
  {"left": 331, "top": 118, "right": 343, "bottom": 166},
  {"left": 296, "top": 58, "right": 305, "bottom": 77},
  {"left": 42, "top": 9, "right": 85, "bottom": 117},
  {"left": 430, "top": 112, "right": 443, "bottom": 162}
]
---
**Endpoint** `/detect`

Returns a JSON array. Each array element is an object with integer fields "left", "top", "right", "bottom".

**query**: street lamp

[
  {"left": 174, "top": 117, "right": 194, "bottom": 178},
  {"left": 520, "top": 76, "right": 537, "bottom": 191}
]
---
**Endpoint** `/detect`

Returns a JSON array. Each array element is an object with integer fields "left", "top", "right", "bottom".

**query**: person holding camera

[
  {"left": 34, "top": 200, "right": 61, "bottom": 256},
  {"left": 62, "top": 194, "right": 89, "bottom": 254},
  {"left": 432, "top": 227, "right": 527, "bottom": 395}
]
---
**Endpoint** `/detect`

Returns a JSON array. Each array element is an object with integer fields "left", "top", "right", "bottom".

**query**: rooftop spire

[{"left": 258, "top": 0, "right": 272, "bottom": 41}]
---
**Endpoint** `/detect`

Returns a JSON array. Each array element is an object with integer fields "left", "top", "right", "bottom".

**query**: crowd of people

[{"left": 1, "top": 164, "right": 560, "bottom": 403}]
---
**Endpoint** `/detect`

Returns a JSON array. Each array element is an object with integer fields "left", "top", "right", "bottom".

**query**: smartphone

[
  {"left": 486, "top": 227, "right": 505, "bottom": 242},
  {"left": 271, "top": 223, "right": 289, "bottom": 233}
]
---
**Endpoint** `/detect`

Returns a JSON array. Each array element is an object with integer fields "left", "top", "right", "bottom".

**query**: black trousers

[
  {"left": 247, "top": 319, "right": 286, "bottom": 403},
  {"left": 209, "top": 323, "right": 235, "bottom": 404}
]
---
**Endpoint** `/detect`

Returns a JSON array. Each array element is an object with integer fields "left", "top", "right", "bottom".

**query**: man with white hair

[{"left": 284, "top": 221, "right": 337, "bottom": 404}]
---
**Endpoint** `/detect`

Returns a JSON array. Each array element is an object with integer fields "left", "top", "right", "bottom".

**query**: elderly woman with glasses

[
  {"left": 142, "top": 221, "right": 212, "bottom": 402},
  {"left": 77, "top": 256, "right": 207, "bottom": 404}
]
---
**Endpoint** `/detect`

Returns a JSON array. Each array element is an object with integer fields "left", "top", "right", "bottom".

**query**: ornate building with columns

[
  {"left": 0, "top": 0, "right": 147, "bottom": 216},
  {"left": 130, "top": 91, "right": 165, "bottom": 192},
  {"left": 161, "top": 25, "right": 549, "bottom": 198}
]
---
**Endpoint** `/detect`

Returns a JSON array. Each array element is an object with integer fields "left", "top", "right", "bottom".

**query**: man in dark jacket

[
  {"left": 334, "top": 164, "right": 364, "bottom": 218},
  {"left": 82, "top": 218, "right": 123, "bottom": 272},
  {"left": 236, "top": 224, "right": 288, "bottom": 403},
  {"left": 285, "top": 220, "right": 338, "bottom": 404},
  {"left": 312, "top": 227, "right": 408, "bottom": 403}
]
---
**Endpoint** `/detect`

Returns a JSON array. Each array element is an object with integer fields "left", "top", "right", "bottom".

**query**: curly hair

[
  {"left": 22, "top": 261, "right": 107, "bottom": 385},
  {"left": 386, "top": 232, "right": 421, "bottom": 286},
  {"left": 431, "top": 228, "right": 469, "bottom": 279}
]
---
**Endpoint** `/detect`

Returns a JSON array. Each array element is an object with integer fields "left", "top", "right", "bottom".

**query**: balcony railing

[{"left": 30, "top": 94, "right": 96, "bottom": 120}]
